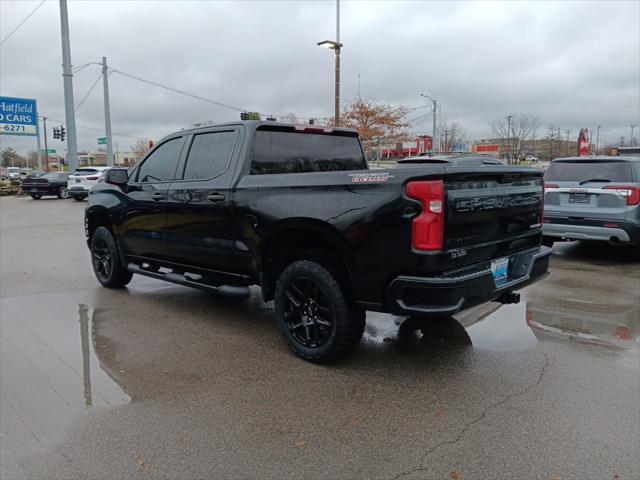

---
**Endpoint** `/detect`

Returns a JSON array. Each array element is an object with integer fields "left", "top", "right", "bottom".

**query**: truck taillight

[
  {"left": 405, "top": 180, "right": 445, "bottom": 251},
  {"left": 603, "top": 185, "right": 640, "bottom": 205}
]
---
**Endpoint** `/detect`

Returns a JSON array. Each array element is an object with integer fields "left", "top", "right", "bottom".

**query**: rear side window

[
  {"left": 182, "top": 131, "right": 237, "bottom": 180},
  {"left": 137, "top": 137, "right": 184, "bottom": 182},
  {"left": 545, "top": 161, "right": 633, "bottom": 182},
  {"left": 251, "top": 131, "right": 366, "bottom": 174}
]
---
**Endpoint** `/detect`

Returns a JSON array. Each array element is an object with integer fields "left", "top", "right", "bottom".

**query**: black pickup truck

[{"left": 86, "top": 121, "right": 551, "bottom": 362}]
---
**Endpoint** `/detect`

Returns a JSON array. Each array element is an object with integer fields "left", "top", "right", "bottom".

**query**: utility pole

[
  {"left": 59, "top": 0, "right": 78, "bottom": 172},
  {"left": 335, "top": 0, "right": 340, "bottom": 127},
  {"left": 42, "top": 117, "right": 49, "bottom": 171},
  {"left": 102, "top": 57, "right": 114, "bottom": 166},
  {"left": 596, "top": 125, "right": 601, "bottom": 153},
  {"left": 36, "top": 117, "right": 43, "bottom": 169},
  {"left": 565, "top": 129, "right": 571, "bottom": 156},
  {"left": 507, "top": 115, "right": 513, "bottom": 163},
  {"left": 631, "top": 124, "right": 637, "bottom": 147}
]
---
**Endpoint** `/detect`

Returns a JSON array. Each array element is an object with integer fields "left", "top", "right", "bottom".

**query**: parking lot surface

[{"left": 1, "top": 196, "right": 638, "bottom": 480}]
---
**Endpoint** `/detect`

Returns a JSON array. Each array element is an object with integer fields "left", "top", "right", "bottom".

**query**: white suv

[{"left": 67, "top": 167, "right": 111, "bottom": 201}]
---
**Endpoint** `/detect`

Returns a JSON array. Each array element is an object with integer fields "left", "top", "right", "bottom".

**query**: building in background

[
  {"left": 379, "top": 135, "right": 433, "bottom": 158},
  {"left": 78, "top": 151, "right": 137, "bottom": 167}
]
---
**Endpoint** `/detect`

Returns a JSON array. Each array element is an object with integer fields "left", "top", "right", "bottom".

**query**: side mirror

[{"left": 104, "top": 168, "right": 129, "bottom": 186}]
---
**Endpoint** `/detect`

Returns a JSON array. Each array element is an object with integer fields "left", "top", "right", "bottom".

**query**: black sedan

[{"left": 21, "top": 173, "right": 71, "bottom": 199}]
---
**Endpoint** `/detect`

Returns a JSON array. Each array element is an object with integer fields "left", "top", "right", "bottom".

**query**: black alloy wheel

[
  {"left": 92, "top": 236, "right": 113, "bottom": 282},
  {"left": 283, "top": 276, "right": 334, "bottom": 348},
  {"left": 274, "top": 260, "right": 365, "bottom": 362},
  {"left": 90, "top": 226, "right": 133, "bottom": 288}
]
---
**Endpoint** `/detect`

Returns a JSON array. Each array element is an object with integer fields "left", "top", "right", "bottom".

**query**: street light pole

[
  {"left": 631, "top": 124, "right": 637, "bottom": 147},
  {"left": 596, "top": 125, "right": 601, "bottom": 153},
  {"left": 318, "top": 0, "right": 342, "bottom": 126},
  {"left": 59, "top": 0, "right": 78, "bottom": 172},
  {"left": 420, "top": 93, "right": 438, "bottom": 154}
]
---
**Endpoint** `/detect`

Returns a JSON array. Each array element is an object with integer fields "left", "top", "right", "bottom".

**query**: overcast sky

[{"left": 1, "top": 0, "right": 639, "bottom": 155}]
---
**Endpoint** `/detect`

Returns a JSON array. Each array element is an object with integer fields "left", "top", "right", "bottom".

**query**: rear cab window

[
  {"left": 250, "top": 128, "right": 367, "bottom": 175},
  {"left": 545, "top": 160, "right": 634, "bottom": 183}
]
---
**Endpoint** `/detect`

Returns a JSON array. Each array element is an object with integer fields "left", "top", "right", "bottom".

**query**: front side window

[
  {"left": 183, "top": 131, "right": 237, "bottom": 180},
  {"left": 137, "top": 137, "right": 184, "bottom": 182}
]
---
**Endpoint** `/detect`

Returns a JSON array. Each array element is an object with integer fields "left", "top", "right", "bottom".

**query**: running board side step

[{"left": 127, "top": 263, "right": 251, "bottom": 298}]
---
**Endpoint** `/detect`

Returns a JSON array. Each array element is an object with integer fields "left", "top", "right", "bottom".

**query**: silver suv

[{"left": 543, "top": 156, "right": 640, "bottom": 247}]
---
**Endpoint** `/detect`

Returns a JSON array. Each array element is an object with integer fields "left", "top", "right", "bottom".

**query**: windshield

[{"left": 545, "top": 160, "right": 633, "bottom": 183}]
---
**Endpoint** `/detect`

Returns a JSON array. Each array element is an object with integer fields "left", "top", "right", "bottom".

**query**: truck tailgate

[{"left": 443, "top": 166, "right": 544, "bottom": 257}]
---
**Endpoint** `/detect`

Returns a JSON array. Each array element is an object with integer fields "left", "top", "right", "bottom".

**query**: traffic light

[
  {"left": 60, "top": 126, "right": 66, "bottom": 142},
  {"left": 53, "top": 127, "right": 60, "bottom": 140}
]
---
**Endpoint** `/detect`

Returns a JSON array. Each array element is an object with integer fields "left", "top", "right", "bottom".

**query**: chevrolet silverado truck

[{"left": 85, "top": 121, "right": 551, "bottom": 362}]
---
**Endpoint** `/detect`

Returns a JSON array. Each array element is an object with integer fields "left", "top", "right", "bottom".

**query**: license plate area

[
  {"left": 491, "top": 257, "right": 509, "bottom": 282},
  {"left": 75, "top": 178, "right": 81, "bottom": 183},
  {"left": 569, "top": 192, "right": 590, "bottom": 204}
]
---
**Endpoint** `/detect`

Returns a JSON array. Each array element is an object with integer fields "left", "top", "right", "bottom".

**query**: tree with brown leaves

[{"left": 327, "top": 98, "right": 410, "bottom": 153}]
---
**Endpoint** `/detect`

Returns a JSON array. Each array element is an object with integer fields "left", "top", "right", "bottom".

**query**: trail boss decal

[{"left": 349, "top": 172, "right": 392, "bottom": 183}]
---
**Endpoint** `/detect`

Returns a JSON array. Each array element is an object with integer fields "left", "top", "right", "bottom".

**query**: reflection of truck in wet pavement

[{"left": 84, "top": 120, "right": 551, "bottom": 362}]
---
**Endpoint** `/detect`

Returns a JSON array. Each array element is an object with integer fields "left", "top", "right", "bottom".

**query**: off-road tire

[
  {"left": 90, "top": 226, "right": 133, "bottom": 288},
  {"left": 274, "top": 260, "right": 365, "bottom": 363}
]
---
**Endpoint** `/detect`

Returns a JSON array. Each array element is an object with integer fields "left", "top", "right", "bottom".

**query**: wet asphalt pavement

[{"left": 0, "top": 196, "right": 638, "bottom": 480}]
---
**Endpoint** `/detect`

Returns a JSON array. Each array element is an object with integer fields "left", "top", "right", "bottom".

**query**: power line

[
  {"left": 0, "top": 0, "right": 46, "bottom": 46},
  {"left": 47, "top": 117, "right": 145, "bottom": 141},
  {"left": 75, "top": 74, "right": 103, "bottom": 112},
  {"left": 109, "top": 68, "right": 246, "bottom": 113},
  {"left": 73, "top": 62, "right": 101, "bottom": 74}
]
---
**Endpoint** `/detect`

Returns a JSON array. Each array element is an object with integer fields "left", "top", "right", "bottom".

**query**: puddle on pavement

[
  {"left": 0, "top": 293, "right": 129, "bottom": 456},
  {"left": 364, "top": 298, "right": 639, "bottom": 357}
]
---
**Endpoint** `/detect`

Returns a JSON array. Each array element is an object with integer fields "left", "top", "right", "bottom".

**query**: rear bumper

[
  {"left": 67, "top": 187, "right": 89, "bottom": 198},
  {"left": 385, "top": 246, "right": 552, "bottom": 316},
  {"left": 543, "top": 218, "right": 639, "bottom": 244}
]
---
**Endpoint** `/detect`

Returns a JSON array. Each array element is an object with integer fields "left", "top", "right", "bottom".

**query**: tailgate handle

[
  {"left": 207, "top": 193, "right": 225, "bottom": 203},
  {"left": 151, "top": 192, "right": 166, "bottom": 201}
]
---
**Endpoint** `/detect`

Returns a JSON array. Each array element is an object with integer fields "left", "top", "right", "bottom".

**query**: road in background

[{"left": 1, "top": 196, "right": 638, "bottom": 480}]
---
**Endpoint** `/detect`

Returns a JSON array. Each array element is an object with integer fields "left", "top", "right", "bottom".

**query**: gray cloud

[{"left": 1, "top": 0, "right": 638, "bottom": 155}]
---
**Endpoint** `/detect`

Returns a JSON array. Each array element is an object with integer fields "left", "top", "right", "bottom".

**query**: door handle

[
  {"left": 152, "top": 192, "right": 166, "bottom": 201},
  {"left": 207, "top": 193, "right": 225, "bottom": 203}
]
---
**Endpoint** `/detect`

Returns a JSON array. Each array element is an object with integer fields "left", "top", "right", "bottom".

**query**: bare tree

[
  {"left": 26, "top": 150, "right": 38, "bottom": 168},
  {"left": 491, "top": 114, "right": 539, "bottom": 164},
  {"left": 133, "top": 138, "right": 152, "bottom": 160},
  {"left": 439, "top": 121, "right": 467, "bottom": 153}
]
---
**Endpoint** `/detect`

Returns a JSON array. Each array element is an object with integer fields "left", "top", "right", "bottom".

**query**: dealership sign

[{"left": 0, "top": 96, "right": 38, "bottom": 136}]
